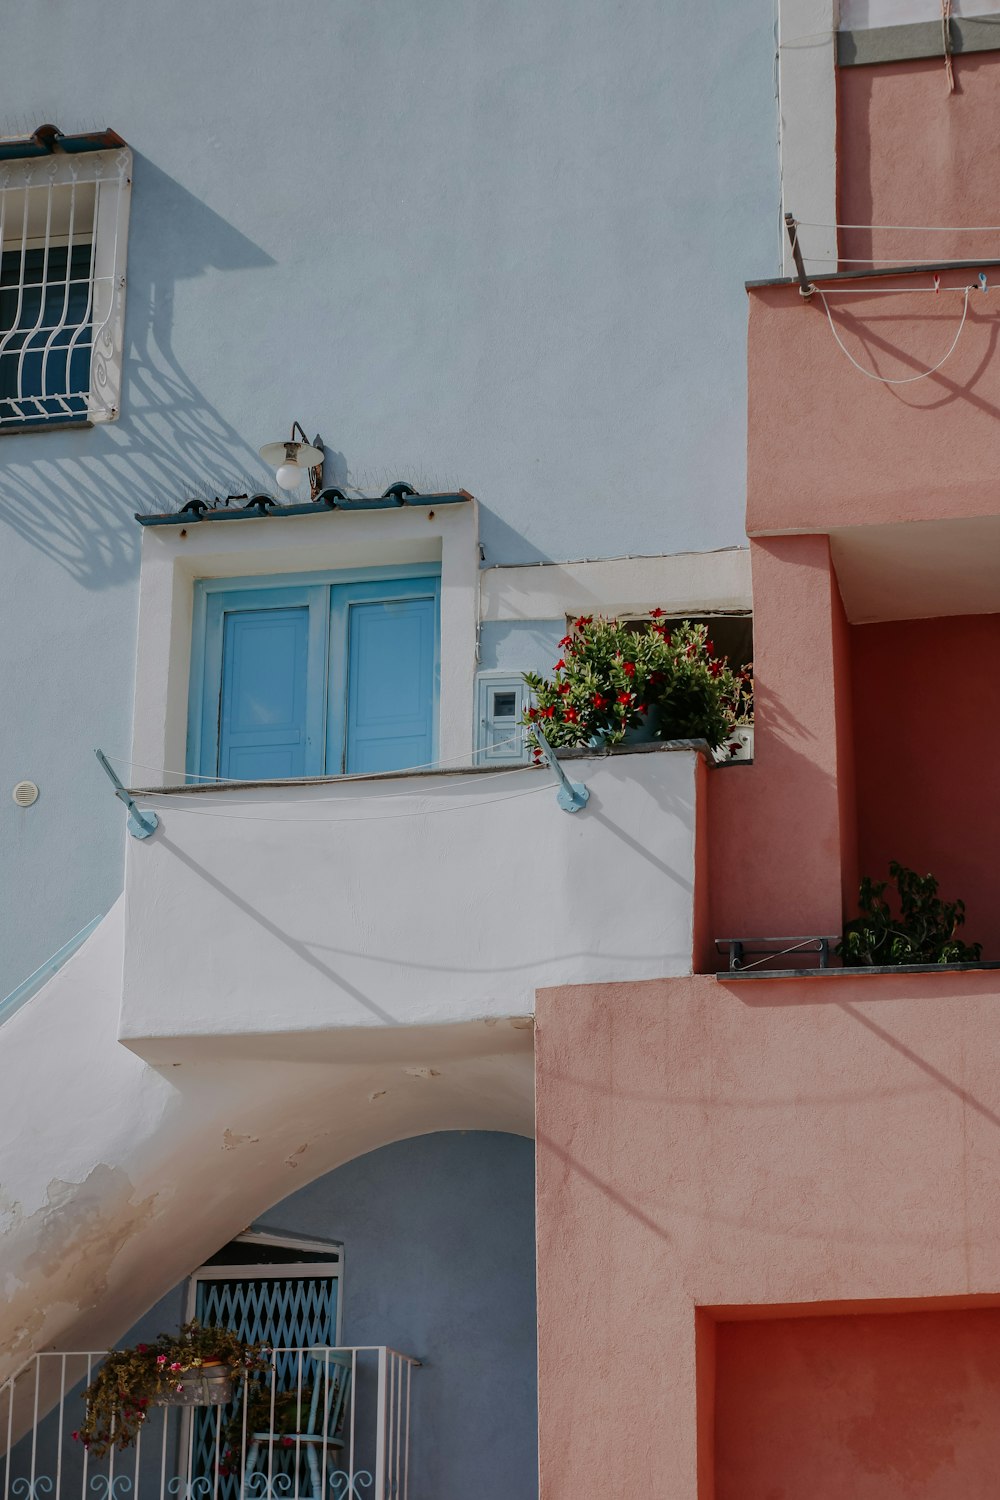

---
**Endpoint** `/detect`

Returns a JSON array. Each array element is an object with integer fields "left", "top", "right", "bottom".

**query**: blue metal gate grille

[{"left": 192, "top": 1274, "right": 339, "bottom": 1499}]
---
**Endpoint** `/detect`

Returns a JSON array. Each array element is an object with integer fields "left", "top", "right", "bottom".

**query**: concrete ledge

[
  {"left": 838, "top": 14, "right": 1000, "bottom": 66},
  {"left": 719, "top": 960, "right": 1000, "bottom": 980}
]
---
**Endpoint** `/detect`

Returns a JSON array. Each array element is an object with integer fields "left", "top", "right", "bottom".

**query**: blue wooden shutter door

[
  {"left": 344, "top": 596, "right": 436, "bottom": 774},
  {"left": 218, "top": 607, "right": 310, "bottom": 780}
]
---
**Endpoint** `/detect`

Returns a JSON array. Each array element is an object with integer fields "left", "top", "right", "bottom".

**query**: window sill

[{"left": 0, "top": 418, "right": 94, "bottom": 437}]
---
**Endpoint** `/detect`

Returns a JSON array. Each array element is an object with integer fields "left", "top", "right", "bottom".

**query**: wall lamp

[{"left": 259, "top": 422, "right": 325, "bottom": 498}]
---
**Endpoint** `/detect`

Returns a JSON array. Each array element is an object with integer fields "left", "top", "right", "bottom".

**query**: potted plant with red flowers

[
  {"left": 522, "top": 612, "right": 750, "bottom": 755},
  {"left": 75, "top": 1322, "right": 269, "bottom": 1458}
]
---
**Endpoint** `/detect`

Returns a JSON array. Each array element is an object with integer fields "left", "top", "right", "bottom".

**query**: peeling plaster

[{"left": 5, "top": 1165, "right": 158, "bottom": 1361}]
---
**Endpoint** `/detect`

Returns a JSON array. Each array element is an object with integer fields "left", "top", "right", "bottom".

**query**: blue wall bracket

[
  {"left": 95, "top": 749, "right": 159, "bottom": 840},
  {"left": 533, "top": 728, "right": 590, "bottom": 813}
]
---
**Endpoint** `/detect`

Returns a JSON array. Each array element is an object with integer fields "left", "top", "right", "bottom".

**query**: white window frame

[
  {"left": 0, "top": 144, "right": 131, "bottom": 430},
  {"left": 185, "top": 1228, "right": 345, "bottom": 1345}
]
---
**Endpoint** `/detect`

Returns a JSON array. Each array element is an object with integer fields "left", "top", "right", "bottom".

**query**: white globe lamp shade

[{"left": 275, "top": 462, "right": 305, "bottom": 491}]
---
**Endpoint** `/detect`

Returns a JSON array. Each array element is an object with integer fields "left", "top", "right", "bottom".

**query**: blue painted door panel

[
  {"left": 344, "top": 596, "right": 436, "bottom": 773},
  {"left": 219, "top": 607, "right": 310, "bottom": 779},
  {"left": 192, "top": 572, "right": 439, "bottom": 781}
]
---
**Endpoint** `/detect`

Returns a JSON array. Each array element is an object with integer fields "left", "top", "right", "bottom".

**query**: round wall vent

[{"left": 12, "top": 781, "right": 39, "bottom": 807}]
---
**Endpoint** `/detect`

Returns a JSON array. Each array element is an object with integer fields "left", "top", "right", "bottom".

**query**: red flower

[
  {"left": 649, "top": 671, "right": 665, "bottom": 686},
  {"left": 527, "top": 707, "right": 538, "bottom": 719},
  {"left": 592, "top": 693, "right": 608, "bottom": 709},
  {"left": 554, "top": 659, "right": 566, "bottom": 671},
  {"left": 706, "top": 640, "right": 716, "bottom": 655},
  {"left": 636, "top": 704, "right": 648, "bottom": 715},
  {"left": 617, "top": 692, "right": 632, "bottom": 704},
  {"left": 71, "top": 1433, "right": 80, "bottom": 1443},
  {"left": 649, "top": 607, "right": 665, "bottom": 618},
  {"left": 541, "top": 705, "right": 556, "bottom": 718},
  {"left": 709, "top": 660, "right": 722, "bottom": 677},
  {"left": 136, "top": 1344, "right": 148, "bottom": 1354},
  {"left": 573, "top": 615, "right": 593, "bottom": 630},
  {"left": 281, "top": 1437, "right": 294, "bottom": 1448},
  {"left": 622, "top": 661, "right": 635, "bottom": 676},
  {"left": 532, "top": 750, "right": 544, "bottom": 763},
  {"left": 557, "top": 682, "right": 571, "bottom": 695},
  {"left": 558, "top": 635, "right": 573, "bottom": 649},
  {"left": 564, "top": 707, "right": 578, "bottom": 723}
]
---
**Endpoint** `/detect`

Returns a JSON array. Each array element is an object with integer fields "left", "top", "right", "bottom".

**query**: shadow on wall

[
  {"left": 0, "top": 155, "right": 275, "bottom": 588},
  {"left": 477, "top": 502, "right": 553, "bottom": 566}
]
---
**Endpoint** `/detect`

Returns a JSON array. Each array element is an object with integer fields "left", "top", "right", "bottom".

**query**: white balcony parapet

[
  {"left": 119, "top": 746, "right": 709, "bottom": 1058},
  {"left": 0, "top": 1347, "right": 416, "bottom": 1500}
]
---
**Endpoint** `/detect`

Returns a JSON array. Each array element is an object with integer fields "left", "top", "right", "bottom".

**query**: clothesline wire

[
  {"left": 795, "top": 221, "right": 1000, "bottom": 233},
  {"left": 811, "top": 284, "right": 979, "bottom": 294},
  {"left": 134, "top": 778, "right": 553, "bottom": 824},
  {"left": 817, "top": 284, "right": 972, "bottom": 383},
  {"left": 104, "top": 732, "right": 527, "bottom": 789},
  {"left": 133, "top": 761, "right": 540, "bottom": 810},
  {"left": 807, "top": 254, "right": 998, "bottom": 265}
]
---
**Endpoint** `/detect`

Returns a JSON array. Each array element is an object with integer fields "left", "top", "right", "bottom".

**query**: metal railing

[
  {"left": 0, "top": 147, "right": 130, "bottom": 428},
  {"left": 0, "top": 1348, "right": 417, "bottom": 1500}
]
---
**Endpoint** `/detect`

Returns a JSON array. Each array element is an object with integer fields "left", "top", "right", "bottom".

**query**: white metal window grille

[
  {"left": 475, "top": 673, "right": 529, "bottom": 764},
  {"left": 0, "top": 146, "right": 131, "bottom": 429}
]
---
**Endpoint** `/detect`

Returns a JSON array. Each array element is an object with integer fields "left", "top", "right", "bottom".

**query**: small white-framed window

[
  {"left": 0, "top": 133, "right": 131, "bottom": 430},
  {"left": 476, "top": 672, "right": 529, "bottom": 764}
]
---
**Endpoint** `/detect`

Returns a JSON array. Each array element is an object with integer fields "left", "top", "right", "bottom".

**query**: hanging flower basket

[
  {"left": 155, "top": 1362, "right": 235, "bottom": 1407},
  {"left": 75, "top": 1321, "right": 269, "bottom": 1457}
]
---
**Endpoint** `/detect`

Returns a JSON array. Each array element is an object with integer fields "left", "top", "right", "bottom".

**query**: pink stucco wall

[
  {"left": 851, "top": 613, "right": 1000, "bottom": 957},
  {"left": 838, "top": 53, "right": 1000, "bottom": 270},
  {"left": 707, "top": 536, "right": 853, "bottom": 949},
  {"left": 535, "top": 970, "right": 1000, "bottom": 1498},
  {"left": 715, "top": 1306, "right": 1000, "bottom": 1499},
  {"left": 748, "top": 49, "right": 1000, "bottom": 538},
  {"left": 745, "top": 279, "right": 1000, "bottom": 537}
]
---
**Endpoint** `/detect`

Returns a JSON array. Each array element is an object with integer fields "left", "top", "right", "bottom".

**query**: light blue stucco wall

[
  {"left": 0, "top": 0, "right": 778, "bottom": 992},
  {"left": 478, "top": 620, "right": 565, "bottom": 677},
  {"left": 70, "top": 1132, "right": 536, "bottom": 1500}
]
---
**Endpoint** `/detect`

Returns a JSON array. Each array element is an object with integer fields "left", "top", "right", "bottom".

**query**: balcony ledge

[
  {"left": 719, "top": 961, "right": 1000, "bottom": 981},
  {"left": 121, "top": 747, "right": 709, "bottom": 1057}
]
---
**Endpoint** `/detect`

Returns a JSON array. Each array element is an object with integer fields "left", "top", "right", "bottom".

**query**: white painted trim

[
  {"left": 235, "top": 1229, "right": 342, "bottom": 1257},
  {"left": 191, "top": 1264, "right": 344, "bottom": 1280},
  {"left": 479, "top": 548, "right": 752, "bottom": 622},
  {"left": 778, "top": 0, "right": 839, "bottom": 275},
  {"left": 131, "top": 503, "right": 479, "bottom": 783}
]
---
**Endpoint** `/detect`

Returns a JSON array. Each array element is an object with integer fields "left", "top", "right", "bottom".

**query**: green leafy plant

[
  {"left": 75, "top": 1322, "right": 269, "bottom": 1458},
  {"left": 220, "top": 1384, "right": 314, "bottom": 1477},
  {"left": 522, "top": 612, "right": 752, "bottom": 754},
  {"left": 838, "top": 861, "right": 982, "bottom": 967}
]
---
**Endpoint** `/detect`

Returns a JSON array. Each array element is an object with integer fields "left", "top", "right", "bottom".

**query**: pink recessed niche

[{"left": 712, "top": 1303, "right": 1000, "bottom": 1500}]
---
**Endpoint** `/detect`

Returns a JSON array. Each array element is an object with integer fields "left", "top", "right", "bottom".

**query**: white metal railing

[
  {"left": 0, "top": 1348, "right": 417, "bottom": 1500},
  {"left": 0, "top": 148, "right": 130, "bottom": 427}
]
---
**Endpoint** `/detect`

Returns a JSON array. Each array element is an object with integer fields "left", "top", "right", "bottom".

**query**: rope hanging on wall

[
  {"left": 942, "top": 0, "right": 956, "bottom": 93},
  {"left": 817, "top": 285, "right": 972, "bottom": 384}
]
